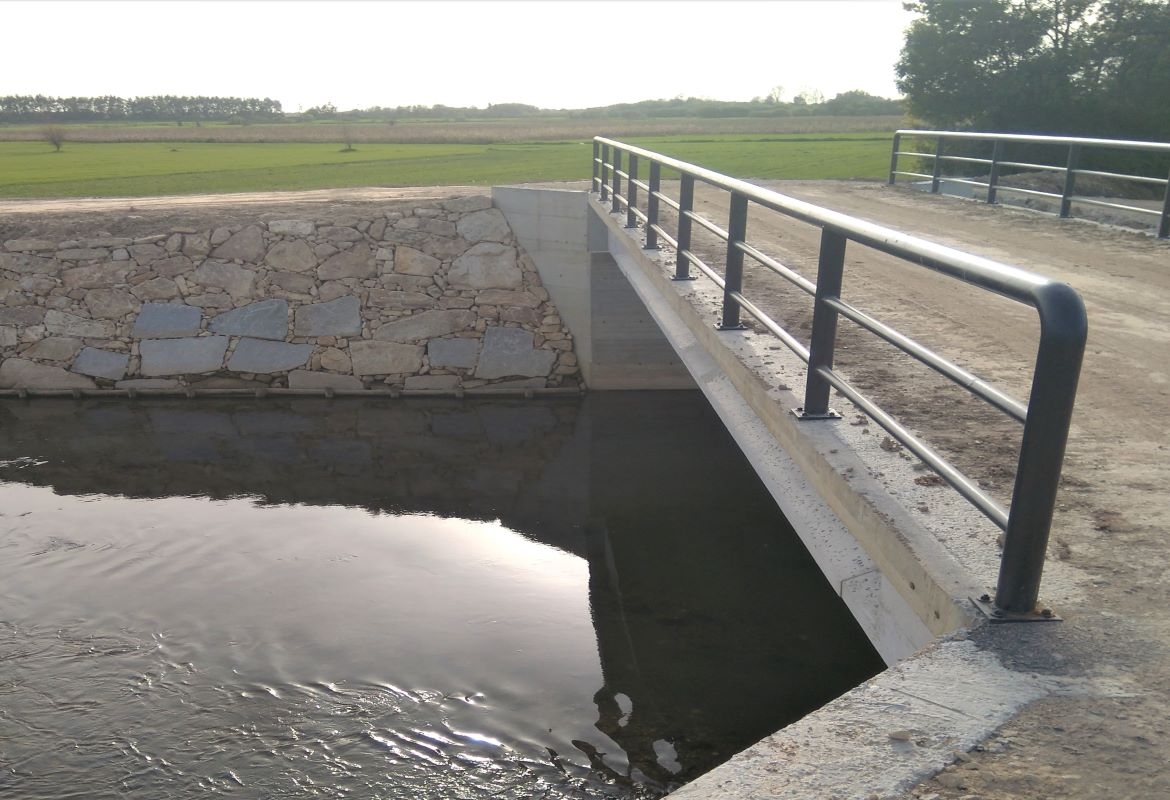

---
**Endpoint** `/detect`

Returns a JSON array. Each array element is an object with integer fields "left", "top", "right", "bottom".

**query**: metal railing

[
  {"left": 889, "top": 130, "right": 1170, "bottom": 238},
  {"left": 592, "top": 136, "right": 1087, "bottom": 618}
]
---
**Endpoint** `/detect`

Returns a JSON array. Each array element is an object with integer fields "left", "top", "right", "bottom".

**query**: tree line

[
  {"left": 897, "top": 0, "right": 1170, "bottom": 142},
  {"left": 0, "top": 95, "right": 284, "bottom": 123}
]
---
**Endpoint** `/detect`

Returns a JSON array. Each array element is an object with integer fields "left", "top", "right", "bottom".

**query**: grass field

[{"left": 0, "top": 130, "right": 896, "bottom": 198}]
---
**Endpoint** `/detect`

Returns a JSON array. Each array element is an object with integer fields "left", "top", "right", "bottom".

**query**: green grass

[{"left": 0, "top": 134, "right": 894, "bottom": 198}]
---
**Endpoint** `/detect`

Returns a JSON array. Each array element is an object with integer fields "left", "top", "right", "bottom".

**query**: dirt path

[
  {"left": 680, "top": 181, "right": 1170, "bottom": 800},
  {"left": 3, "top": 182, "right": 1168, "bottom": 797}
]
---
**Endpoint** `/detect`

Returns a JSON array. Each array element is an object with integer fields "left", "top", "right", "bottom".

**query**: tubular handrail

[
  {"left": 591, "top": 136, "right": 1088, "bottom": 617},
  {"left": 890, "top": 129, "right": 1170, "bottom": 238}
]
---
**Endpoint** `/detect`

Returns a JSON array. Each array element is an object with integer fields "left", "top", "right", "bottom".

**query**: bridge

[{"left": 490, "top": 138, "right": 1170, "bottom": 799}]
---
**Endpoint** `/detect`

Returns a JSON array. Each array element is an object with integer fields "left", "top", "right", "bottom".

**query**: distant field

[
  {"left": 0, "top": 115, "right": 902, "bottom": 144},
  {"left": 0, "top": 130, "right": 896, "bottom": 198}
]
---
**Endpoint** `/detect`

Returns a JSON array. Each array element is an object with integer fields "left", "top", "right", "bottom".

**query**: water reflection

[{"left": 0, "top": 394, "right": 882, "bottom": 798}]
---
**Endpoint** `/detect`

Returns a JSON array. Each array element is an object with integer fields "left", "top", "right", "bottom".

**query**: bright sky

[{"left": 3, "top": 0, "right": 916, "bottom": 111}]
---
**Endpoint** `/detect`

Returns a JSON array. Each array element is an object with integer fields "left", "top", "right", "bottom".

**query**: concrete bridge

[{"left": 494, "top": 176, "right": 1170, "bottom": 799}]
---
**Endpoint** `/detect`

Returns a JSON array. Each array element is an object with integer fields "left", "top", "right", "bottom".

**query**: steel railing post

[
  {"left": 646, "top": 161, "right": 661, "bottom": 250},
  {"left": 799, "top": 229, "right": 847, "bottom": 419},
  {"left": 988, "top": 140, "right": 1004, "bottom": 204},
  {"left": 626, "top": 154, "right": 638, "bottom": 229},
  {"left": 1060, "top": 144, "right": 1080, "bottom": 218},
  {"left": 888, "top": 132, "right": 901, "bottom": 185},
  {"left": 611, "top": 149, "right": 622, "bottom": 214},
  {"left": 995, "top": 283, "right": 1087, "bottom": 613},
  {"left": 1160, "top": 166, "right": 1170, "bottom": 239},
  {"left": 674, "top": 174, "right": 696, "bottom": 280},
  {"left": 931, "top": 137, "right": 945, "bottom": 194},
  {"left": 600, "top": 143, "right": 610, "bottom": 202},
  {"left": 592, "top": 139, "right": 600, "bottom": 193},
  {"left": 718, "top": 192, "right": 749, "bottom": 330}
]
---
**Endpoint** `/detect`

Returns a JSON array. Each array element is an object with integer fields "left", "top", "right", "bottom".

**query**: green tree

[{"left": 896, "top": 0, "right": 1170, "bottom": 139}]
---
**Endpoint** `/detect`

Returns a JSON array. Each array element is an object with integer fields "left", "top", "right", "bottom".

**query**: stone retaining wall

[{"left": 0, "top": 196, "right": 580, "bottom": 392}]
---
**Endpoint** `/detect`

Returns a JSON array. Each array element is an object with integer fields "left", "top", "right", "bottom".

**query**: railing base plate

[
  {"left": 670, "top": 275, "right": 697, "bottom": 281},
  {"left": 791, "top": 407, "right": 842, "bottom": 421},
  {"left": 971, "top": 595, "right": 1062, "bottom": 623},
  {"left": 715, "top": 322, "right": 747, "bottom": 331}
]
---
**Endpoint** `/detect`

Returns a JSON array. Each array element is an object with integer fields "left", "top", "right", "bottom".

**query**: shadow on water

[{"left": 0, "top": 393, "right": 883, "bottom": 798}]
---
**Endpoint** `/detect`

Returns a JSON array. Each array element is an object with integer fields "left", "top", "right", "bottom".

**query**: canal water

[{"left": 0, "top": 392, "right": 883, "bottom": 799}]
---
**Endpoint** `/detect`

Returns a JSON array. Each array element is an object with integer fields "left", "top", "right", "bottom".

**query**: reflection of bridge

[{"left": 0, "top": 394, "right": 882, "bottom": 789}]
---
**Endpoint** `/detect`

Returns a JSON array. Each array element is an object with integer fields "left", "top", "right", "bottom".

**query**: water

[{"left": 0, "top": 393, "right": 883, "bottom": 799}]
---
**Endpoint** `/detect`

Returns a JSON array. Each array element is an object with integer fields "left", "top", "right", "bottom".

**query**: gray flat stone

[
  {"left": 0, "top": 253, "right": 57, "bottom": 274},
  {"left": 456, "top": 208, "right": 511, "bottom": 243},
  {"left": 72, "top": 347, "right": 130, "bottom": 380},
  {"left": 350, "top": 340, "right": 424, "bottom": 375},
  {"left": 84, "top": 288, "right": 139, "bottom": 319},
  {"left": 210, "top": 299, "right": 288, "bottom": 340},
  {"left": 318, "top": 246, "right": 375, "bottom": 280},
  {"left": 211, "top": 225, "right": 266, "bottom": 262},
  {"left": 269, "top": 219, "right": 315, "bottom": 236},
  {"left": 475, "top": 327, "right": 556, "bottom": 379},
  {"left": 428, "top": 337, "right": 480, "bottom": 368},
  {"left": 442, "top": 196, "right": 493, "bottom": 213},
  {"left": 4, "top": 238, "right": 56, "bottom": 252},
  {"left": 449, "top": 243, "right": 522, "bottom": 290},
  {"left": 140, "top": 336, "right": 229, "bottom": 376},
  {"left": 265, "top": 240, "right": 317, "bottom": 272},
  {"left": 0, "top": 358, "right": 96, "bottom": 389},
  {"left": 393, "top": 246, "right": 440, "bottom": 276},
  {"left": 0, "top": 326, "right": 17, "bottom": 348},
  {"left": 192, "top": 261, "right": 257, "bottom": 298},
  {"left": 373, "top": 310, "right": 477, "bottom": 343},
  {"left": 132, "top": 303, "right": 203, "bottom": 339},
  {"left": 44, "top": 310, "right": 113, "bottom": 338},
  {"left": 287, "top": 370, "right": 364, "bottom": 391},
  {"left": 22, "top": 337, "right": 83, "bottom": 362},
  {"left": 293, "top": 296, "right": 361, "bottom": 337},
  {"left": 0, "top": 307, "right": 46, "bottom": 327},
  {"left": 475, "top": 289, "right": 542, "bottom": 308},
  {"left": 227, "top": 338, "right": 312, "bottom": 373}
]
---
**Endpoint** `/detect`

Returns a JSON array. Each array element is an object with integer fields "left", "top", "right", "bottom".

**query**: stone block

[
  {"left": 367, "top": 289, "right": 434, "bottom": 310},
  {"left": 404, "top": 375, "right": 461, "bottom": 390},
  {"left": 4, "top": 239, "right": 56, "bottom": 252},
  {"left": 140, "top": 336, "right": 229, "bottom": 376},
  {"left": 287, "top": 370, "right": 364, "bottom": 391},
  {"left": 84, "top": 288, "right": 138, "bottom": 319},
  {"left": 0, "top": 253, "right": 57, "bottom": 274},
  {"left": 44, "top": 310, "right": 113, "bottom": 338},
  {"left": 132, "top": 303, "right": 202, "bottom": 339},
  {"left": 270, "top": 272, "right": 316, "bottom": 294},
  {"left": 62, "top": 263, "right": 132, "bottom": 290},
  {"left": 0, "top": 326, "right": 17, "bottom": 348},
  {"left": 318, "top": 246, "right": 375, "bottom": 280},
  {"left": 56, "top": 248, "right": 108, "bottom": 261},
  {"left": 269, "top": 219, "right": 315, "bottom": 236},
  {"left": 428, "top": 337, "right": 480, "bottom": 369},
  {"left": 319, "top": 347, "right": 351, "bottom": 372},
  {"left": 449, "top": 243, "right": 522, "bottom": 290},
  {"left": 130, "top": 277, "right": 180, "bottom": 301},
  {"left": 227, "top": 338, "right": 312, "bottom": 373},
  {"left": 475, "top": 289, "right": 542, "bottom": 308},
  {"left": 72, "top": 347, "right": 130, "bottom": 380},
  {"left": 192, "top": 261, "right": 257, "bottom": 298},
  {"left": 265, "top": 240, "right": 317, "bottom": 272},
  {"left": 373, "top": 310, "right": 477, "bottom": 343},
  {"left": 22, "top": 336, "right": 82, "bottom": 362},
  {"left": 475, "top": 327, "right": 556, "bottom": 379},
  {"left": 0, "top": 358, "right": 96, "bottom": 389},
  {"left": 127, "top": 243, "right": 165, "bottom": 264},
  {"left": 0, "top": 307, "right": 46, "bottom": 327},
  {"left": 210, "top": 299, "right": 289, "bottom": 340},
  {"left": 394, "top": 246, "right": 440, "bottom": 276},
  {"left": 456, "top": 208, "right": 511, "bottom": 243},
  {"left": 152, "top": 255, "right": 195, "bottom": 277},
  {"left": 350, "top": 340, "right": 424, "bottom": 375},
  {"left": 211, "top": 225, "right": 266, "bottom": 261},
  {"left": 294, "top": 296, "right": 362, "bottom": 337}
]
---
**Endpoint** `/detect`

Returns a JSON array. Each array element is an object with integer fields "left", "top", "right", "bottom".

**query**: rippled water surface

[{"left": 0, "top": 394, "right": 883, "bottom": 799}]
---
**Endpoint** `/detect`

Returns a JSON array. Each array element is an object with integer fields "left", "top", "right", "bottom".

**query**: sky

[{"left": 1, "top": 0, "right": 918, "bottom": 111}]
